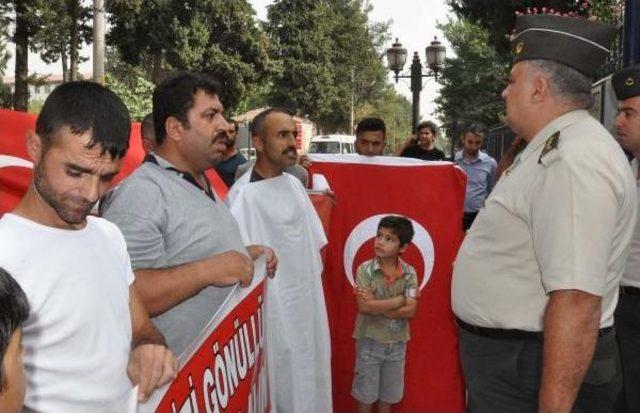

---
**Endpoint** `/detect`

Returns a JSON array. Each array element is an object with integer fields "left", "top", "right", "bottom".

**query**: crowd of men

[{"left": 2, "top": 11, "right": 640, "bottom": 413}]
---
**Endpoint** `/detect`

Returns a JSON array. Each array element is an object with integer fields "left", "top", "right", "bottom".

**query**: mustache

[{"left": 213, "top": 130, "right": 228, "bottom": 143}]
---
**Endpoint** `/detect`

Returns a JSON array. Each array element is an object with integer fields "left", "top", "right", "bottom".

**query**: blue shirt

[{"left": 454, "top": 150, "right": 497, "bottom": 212}]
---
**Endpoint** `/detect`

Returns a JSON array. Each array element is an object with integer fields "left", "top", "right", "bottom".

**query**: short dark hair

[
  {"left": 378, "top": 215, "right": 414, "bottom": 247},
  {"left": 460, "top": 122, "right": 485, "bottom": 140},
  {"left": 35, "top": 81, "right": 131, "bottom": 159},
  {"left": 356, "top": 117, "right": 386, "bottom": 137},
  {"left": 141, "top": 113, "right": 155, "bottom": 143},
  {"left": 417, "top": 121, "right": 438, "bottom": 136},
  {"left": 0, "top": 267, "right": 29, "bottom": 390},
  {"left": 152, "top": 72, "right": 222, "bottom": 145},
  {"left": 250, "top": 108, "right": 292, "bottom": 137}
]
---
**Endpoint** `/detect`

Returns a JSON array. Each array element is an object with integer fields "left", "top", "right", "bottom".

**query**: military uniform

[
  {"left": 612, "top": 64, "right": 640, "bottom": 413},
  {"left": 452, "top": 15, "right": 635, "bottom": 413}
]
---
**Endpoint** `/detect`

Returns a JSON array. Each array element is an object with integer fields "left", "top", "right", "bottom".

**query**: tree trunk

[
  {"left": 13, "top": 0, "right": 29, "bottom": 111},
  {"left": 68, "top": 0, "right": 79, "bottom": 81},
  {"left": 61, "top": 50, "right": 69, "bottom": 82},
  {"left": 92, "top": 0, "right": 105, "bottom": 84},
  {"left": 152, "top": 52, "right": 163, "bottom": 84}
]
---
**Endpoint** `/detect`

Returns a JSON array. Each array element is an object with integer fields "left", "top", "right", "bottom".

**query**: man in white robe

[{"left": 226, "top": 108, "right": 332, "bottom": 413}]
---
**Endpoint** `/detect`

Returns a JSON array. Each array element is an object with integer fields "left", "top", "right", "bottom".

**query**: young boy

[
  {"left": 0, "top": 267, "right": 30, "bottom": 413},
  {"left": 352, "top": 215, "right": 419, "bottom": 413}
]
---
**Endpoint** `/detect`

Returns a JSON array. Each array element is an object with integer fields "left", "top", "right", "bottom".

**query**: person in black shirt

[{"left": 396, "top": 120, "right": 446, "bottom": 161}]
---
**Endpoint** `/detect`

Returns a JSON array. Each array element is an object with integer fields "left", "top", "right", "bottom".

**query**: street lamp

[{"left": 386, "top": 36, "right": 446, "bottom": 132}]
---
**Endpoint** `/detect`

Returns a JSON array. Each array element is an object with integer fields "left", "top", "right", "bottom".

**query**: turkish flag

[
  {"left": 309, "top": 154, "right": 467, "bottom": 413},
  {"left": 0, "top": 109, "right": 228, "bottom": 217}
]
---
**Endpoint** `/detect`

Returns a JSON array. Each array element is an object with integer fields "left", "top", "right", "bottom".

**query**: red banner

[
  {"left": 141, "top": 258, "right": 270, "bottom": 413},
  {"left": 309, "top": 155, "right": 467, "bottom": 413},
  {"left": 0, "top": 109, "right": 228, "bottom": 217}
]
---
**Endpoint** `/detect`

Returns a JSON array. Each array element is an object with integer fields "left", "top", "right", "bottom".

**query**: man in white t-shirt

[{"left": 0, "top": 81, "right": 177, "bottom": 412}]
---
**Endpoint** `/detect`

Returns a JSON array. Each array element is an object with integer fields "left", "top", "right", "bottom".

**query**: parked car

[
  {"left": 239, "top": 147, "right": 256, "bottom": 160},
  {"left": 308, "top": 134, "right": 356, "bottom": 154}
]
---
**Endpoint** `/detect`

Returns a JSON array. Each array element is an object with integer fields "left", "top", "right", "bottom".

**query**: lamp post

[{"left": 386, "top": 36, "right": 446, "bottom": 132}]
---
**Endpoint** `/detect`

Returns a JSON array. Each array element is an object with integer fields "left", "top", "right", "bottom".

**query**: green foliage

[
  {"left": 105, "top": 49, "right": 154, "bottom": 121},
  {"left": 435, "top": 18, "right": 509, "bottom": 130},
  {"left": 584, "top": 0, "right": 624, "bottom": 24},
  {"left": 265, "top": 0, "right": 392, "bottom": 132},
  {"left": 0, "top": 82, "right": 11, "bottom": 109},
  {"left": 446, "top": 0, "right": 586, "bottom": 53},
  {"left": 27, "top": 98, "right": 44, "bottom": 113},
  {"left": 0, "top": 14, "right": 9, "bottom": 77},
  {"left": 355, "top": 85, "right": 413, "bottom": 152},
  {"left": 265, "top": 0, "right": 336, "bottom": 122},
  {"left": 106, "top": 0, "right": 271, "bottom": 111},
  {"left": 30, "top": 0, "right": 92, "bottom": 78},
  {"left": 106, "top": 73, "right": 154, "bottom": 121}
]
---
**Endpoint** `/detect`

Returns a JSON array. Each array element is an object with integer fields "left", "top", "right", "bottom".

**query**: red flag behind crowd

[
  {"left": 0, "top": 109, "right": 228, "bottom": 216},
  {"left": 309, "top": 155, "right": 467, "bottom": 413}
]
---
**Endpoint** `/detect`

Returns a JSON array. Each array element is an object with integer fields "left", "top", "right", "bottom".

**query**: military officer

[
  {"left": 612, "top": 64, "right": 640, "bottom": 413},
  {"left": 452, "top": 15, "right": 636, "bottom": 413}
]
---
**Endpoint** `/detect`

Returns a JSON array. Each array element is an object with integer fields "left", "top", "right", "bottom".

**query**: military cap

[
  {"left": 612, "top": 65, "right": 640, "bottom": 100},
  {"left": 511, "top": 14, "right": 618, "bottom": 77}
]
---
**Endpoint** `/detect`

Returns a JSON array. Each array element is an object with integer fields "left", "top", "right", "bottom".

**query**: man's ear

[
  {"left": 531, "top": 74, "right": 551, "bottom": 103},
  {"left": 164, "top": 117, "right": 185, "bottom": 144},
  {"left": 25, "top": 130, "right": 43, "bottom": 164},
  {"left": 252, "top": 135, "right": 264, "bottom": 152}
]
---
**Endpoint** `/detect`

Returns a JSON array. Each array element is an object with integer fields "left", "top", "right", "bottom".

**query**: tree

[
  {"left": 0, "top": 23, "right": 10, "bottom": 107},
  {"left": 1, "top": 0, "right": 41, "bottom": 110},
  {"left": 30, "top": 0, "right": 93, "bottom": 81},
  {"left": 265, "top": 0, "right": 337, "bottom": 123},
  {"left": 107, "top": 0, "right": 271, "bottom": 111},
  {"left": 265, "top": 0, "right": 391, "bottom": 132},
  {"left": 446, "top": 0, "right": 622, "bottom": 54},
  {"left": 435, "top": 18, "right": 509, "bottom": 131},
  {"left": 355, "top": 85, "right": 413, "bottom": 152},
  {"left": 104, "top": 48, "right": 154, "bottom": 121}
]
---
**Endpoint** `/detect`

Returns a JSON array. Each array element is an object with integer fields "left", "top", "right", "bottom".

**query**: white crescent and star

[{"left": 343, "top": 213, "right": 435, "bottom": 291}]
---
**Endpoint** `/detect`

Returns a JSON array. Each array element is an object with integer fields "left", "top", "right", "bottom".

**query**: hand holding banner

[{"left": 139, "top": 256, "right": 270, "bottom": 413}]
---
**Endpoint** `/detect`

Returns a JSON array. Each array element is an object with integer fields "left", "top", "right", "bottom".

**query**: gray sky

[{"left": 6, "top": 0, "right": 453, "bottom": 121}]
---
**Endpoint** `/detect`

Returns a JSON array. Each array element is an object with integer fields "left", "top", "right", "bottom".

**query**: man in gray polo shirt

[{"left": 102, "top": 73, "right": 276, "bottom": 356}]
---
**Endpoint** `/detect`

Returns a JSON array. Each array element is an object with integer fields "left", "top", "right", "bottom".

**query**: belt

[
  {"left": 456, "top": 317, "right": 614, "bottom": 340},
  {"left": 620, "top": 286, "right": 640, "bottom": 295}
]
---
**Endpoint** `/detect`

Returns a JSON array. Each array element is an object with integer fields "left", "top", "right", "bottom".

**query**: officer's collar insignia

[
  {"left": 626, "top": 77, "right": 635, "bottom": 87},
  {"left": 514, "top": 41, "right": 524, "bottom": 55},
  {"left": 538, "top": 131, "right": 560, "bottom": 164}
]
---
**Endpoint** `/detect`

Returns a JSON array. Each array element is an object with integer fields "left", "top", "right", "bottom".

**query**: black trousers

[
  {"left": 614, "top": 293, "right": 640, "bottom": 413},
  {"left": 458, "top": 327, "right": 622, "bottom": 413}
]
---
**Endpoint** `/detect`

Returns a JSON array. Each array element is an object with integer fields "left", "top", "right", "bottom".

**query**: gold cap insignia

[
  {"left": 626, "top": 77, "right": 635, "bottom": 87},
  {"left": 514, "top": 42, "right": 524, "bottom": 55}
]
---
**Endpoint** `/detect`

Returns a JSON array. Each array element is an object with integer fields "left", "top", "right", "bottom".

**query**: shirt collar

[
  {"left": 372, "top": 256, "right": 409, "bottom": 274},
  {"left": 517, "top": 109, "right": 588, "bottom": 164},
  {"left": 455, "top": 150, "right": 487, "bottom": 164}
]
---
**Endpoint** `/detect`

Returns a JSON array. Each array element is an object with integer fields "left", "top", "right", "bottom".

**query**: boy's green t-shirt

[{"left": 353, "top": 257, "right": 418, "bottom": 343}]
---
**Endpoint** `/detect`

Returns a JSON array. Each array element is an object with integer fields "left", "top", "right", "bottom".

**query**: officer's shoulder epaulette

[{"left": 538, "top": 131, "right": 561, "bottom": 165}]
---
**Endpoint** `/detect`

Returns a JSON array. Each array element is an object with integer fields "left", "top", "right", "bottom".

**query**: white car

[
  {"left": 308, "top": 134, "right": 356, "bottom": 154},
  {"left": 239, "top": 147, "right": 256, "bottom": 160}
]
